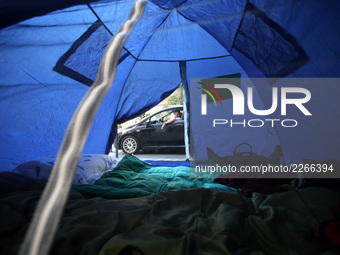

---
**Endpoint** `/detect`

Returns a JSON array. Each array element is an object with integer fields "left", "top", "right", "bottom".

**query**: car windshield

[{"left": 150, "top": 110, "right": 173, "bottom": 122}]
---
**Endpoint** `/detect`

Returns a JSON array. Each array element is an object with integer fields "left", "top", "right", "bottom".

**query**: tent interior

[{"left": 0, "top": 0, "right": 339, "bottom": 254}]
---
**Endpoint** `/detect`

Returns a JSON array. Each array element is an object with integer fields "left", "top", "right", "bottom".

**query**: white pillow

[{"left": 12, "top": 154, "right": 117, "bottom": 185}]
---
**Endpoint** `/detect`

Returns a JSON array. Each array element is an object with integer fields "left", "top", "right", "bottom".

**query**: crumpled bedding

[
  {"left": 12, "top": 154, "right": 117, "bottom": 185},
  {"left": 0, "top": 186, "right": 339, "bottom": 255},
  {"left": 73, "top": 154, "right": 237, "bottom": 198}
]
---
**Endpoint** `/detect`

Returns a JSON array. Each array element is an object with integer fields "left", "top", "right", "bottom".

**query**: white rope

[{"left": 19, "top": 1, "right": 147, "bottom": 254}]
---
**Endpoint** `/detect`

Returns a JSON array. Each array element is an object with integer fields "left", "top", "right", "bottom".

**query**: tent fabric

[
  {"left": 232, "top": 2, "right": 309, "bottom": 78},
  {"left": 0, "top": 0, "right": 340, "bottom": 172}
]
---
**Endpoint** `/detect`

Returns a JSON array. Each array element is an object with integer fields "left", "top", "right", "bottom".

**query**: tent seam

[
  {"left": 135, "top": 11, "right": 172, "bottom": 60},
  {"left": 87, "top": 3, "right": 138, "bottom": 60},
  {"left": 175, "top": 8, "right": 230, "bottom": 54},
  {"left": 87, "top": 3, "right": 113, "bottom": 36},
  {"left": 137, "top": 54, "right": 232, "bottom": 63}
]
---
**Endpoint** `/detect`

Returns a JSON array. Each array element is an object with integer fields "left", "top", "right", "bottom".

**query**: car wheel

[{"left": 121, "top": 135, "right": 140, "bottom": 154}]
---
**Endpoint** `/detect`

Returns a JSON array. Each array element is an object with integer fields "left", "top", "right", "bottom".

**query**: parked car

[{"left": 115, "top": 106, "right": 184, "bottom": 154}]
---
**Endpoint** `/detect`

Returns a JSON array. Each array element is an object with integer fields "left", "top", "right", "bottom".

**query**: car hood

[{"left": 119, "top": 124, "right": 137, "bottom": 134}]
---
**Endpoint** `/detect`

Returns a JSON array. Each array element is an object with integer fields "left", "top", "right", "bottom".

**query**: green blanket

[
  {"left": 1, "top": 187, "right": 339, "bottom": 255},
  {"left": 73, "top": 154, "right": 237, "bottom": 198}
]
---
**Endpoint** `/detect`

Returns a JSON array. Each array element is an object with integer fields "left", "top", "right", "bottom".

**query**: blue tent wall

[
  {"left": 0, "top": 5, "right": 96, "bottom": 171},
  {"left": 0, "top": 0, "right": 339, "bottom": 172},
  {"left": 230, "top": 0, "right": 340, "bottom": 163}
]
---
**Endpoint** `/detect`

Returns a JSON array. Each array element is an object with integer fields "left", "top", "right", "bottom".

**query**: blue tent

[
  {"left": 1, "top": 1, "right": 340, "bottom": 254},
  {"left": 1, "top": 0, "right": 339, "bottom": 173}
]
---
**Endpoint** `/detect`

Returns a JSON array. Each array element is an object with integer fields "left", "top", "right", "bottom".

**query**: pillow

[{"left": 12, "top": 154, "right": 117, "bottom": 185}]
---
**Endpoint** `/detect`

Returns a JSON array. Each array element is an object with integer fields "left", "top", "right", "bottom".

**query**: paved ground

[{"left": 109, "top": 148, "right": 187, "bottom": 161}]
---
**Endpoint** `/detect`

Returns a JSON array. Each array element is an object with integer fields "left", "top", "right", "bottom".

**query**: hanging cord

[{"left": 19, "top": 1, "right": 147, "bottom": 255}]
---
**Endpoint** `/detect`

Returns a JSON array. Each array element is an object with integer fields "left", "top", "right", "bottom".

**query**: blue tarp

[{"left": 0, "top": 0, "right": 340, "bottom": 172}]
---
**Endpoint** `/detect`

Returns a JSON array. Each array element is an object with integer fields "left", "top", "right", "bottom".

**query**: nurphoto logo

[{"left": 199, "top": 82, "right": 312, "bottom": 128}]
